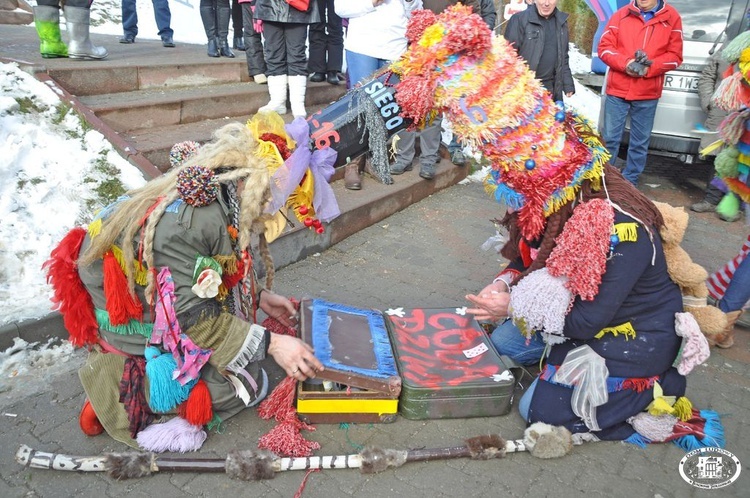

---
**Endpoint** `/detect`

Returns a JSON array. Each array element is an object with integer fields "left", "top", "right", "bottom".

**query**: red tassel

[
  {"left": 621, "top": 377, "right": 656, "bottom": 393},
  {"left": 178, "top": 379, "right": 213, "bottom": 426},
  {"left": 221, "top": 258, "right": 245, "bottom": 290},
  {"left": 42, "top": 227, "right": 99, "bottom": 347},
  {"left": 103, "top": 251, "right": 143, "bottom": 325}
]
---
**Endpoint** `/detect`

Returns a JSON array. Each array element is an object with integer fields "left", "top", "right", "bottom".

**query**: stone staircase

[
  {"left": 0, "top": 0, "right": 33, "bottom": 26},
  {"left": 1, "top": 24, "right": 469, "bottom": 271}
]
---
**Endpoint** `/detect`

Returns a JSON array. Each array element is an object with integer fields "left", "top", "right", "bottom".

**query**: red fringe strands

[
  {"left": 42, "top": 227, "right": 99, "bottom": 347},
  {"left": 103, "top": 251, "right": 144, "bottom": 325}
]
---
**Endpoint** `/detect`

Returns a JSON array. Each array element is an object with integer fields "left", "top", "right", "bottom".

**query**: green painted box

[{"left": 385, "top": 307, "right": 515, "bottom": 420}]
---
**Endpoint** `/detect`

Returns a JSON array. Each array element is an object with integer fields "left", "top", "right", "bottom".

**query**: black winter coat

[
  {"left": 504, "top": 5, "right": 574, "bottom": 101},
  {"left": 255, "top": 0, "right": 320, "bottom": 23}
]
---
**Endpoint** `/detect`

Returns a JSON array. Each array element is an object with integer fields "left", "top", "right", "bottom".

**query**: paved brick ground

[{"left": 1, "top": 155, "right": 748, "bottom": 497}]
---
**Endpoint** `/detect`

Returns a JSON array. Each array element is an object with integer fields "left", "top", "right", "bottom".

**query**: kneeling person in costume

[
  {"left": 389, "top": 6, "right": 718, "bottom": 447},
  {"left": 45, "top": 122, "right": 324, "bottom": 450}
]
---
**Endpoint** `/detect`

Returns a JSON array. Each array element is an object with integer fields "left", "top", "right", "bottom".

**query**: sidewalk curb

[{"left": 0, "top": 313, "right": 66, "bottom": 351}]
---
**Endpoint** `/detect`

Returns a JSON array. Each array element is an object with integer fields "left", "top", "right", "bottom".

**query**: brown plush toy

[{"left": 654, "top": 201, "right": 727, "bottom": 344}]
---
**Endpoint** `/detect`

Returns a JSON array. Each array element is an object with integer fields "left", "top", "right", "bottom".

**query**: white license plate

[{"left": 663, "top": 73, "right": 699, "bottom": 93}]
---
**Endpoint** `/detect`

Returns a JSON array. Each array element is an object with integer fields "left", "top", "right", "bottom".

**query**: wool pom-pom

[
  {"left": 145, "top": 346, "right": 193, "bottom": 413},
  {"left": 718, "top": 109, "right": 750, "bottom": 144},
  {"left": 547, "top": 199, "right": 614, "bottom": 301},
  {"left": 405, "top": 8, "right": 438, "bottom": 44},
  {"left": 712, "top": 71, "right": 746, "bottom": 112},
  {"left": 714, "top": 146, "right": 740, "bottom": 178},
  {"left": 176, "top": 165, "right": 219, "bottom": 207},
  {"left": 509, "top": 268, "right": 573, "bottom": 339},
  {"left": 102, "top": 251, "right": 143, "bottom": 325},
  {"left": 722, "top": 30, "right": 750, "bottom": 64},
  {"left": 716, "top": 192, "right": 741, "bottom": 219},
  {"left": 628, "top": 412, "right": 678, "bottom": 443},
  {"left": 178, "top": 379, "right": 213, "bottom": 426},
  {"left": 136, "top": 416, "right": 207, "bottom": 453},
  {"left": 42, "top": 227, "right": 99, "bottom": 347},
  {"left": 169, "top": 141, "right": 200, "bottom": 169}
]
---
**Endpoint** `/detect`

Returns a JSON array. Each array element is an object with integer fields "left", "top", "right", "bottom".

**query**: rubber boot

[
  {"left": 200, "top": 6, "right": 220, "bottom": 57},
  {"left": 288, "top": 74, "right": 307, "bottom": 118},
  {"left": 217, "top": 6, "right": 235, "bottom": 58},
  {"left": 33, "top": 6, "right": 67, "bottom": 58},
  {"left": 258, "top": 75, "right": 288, "bottom": 114},
  {"left": 63, "top": 6, "right": 108, "bottom": 60}
]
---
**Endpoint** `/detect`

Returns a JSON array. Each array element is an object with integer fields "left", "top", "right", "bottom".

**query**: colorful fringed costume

[
  {"left": 44, "top": 118, "right": 337, "bottom": 451},
  {"left": 391, "top": 5, "right": 721, "bottom": 448}
]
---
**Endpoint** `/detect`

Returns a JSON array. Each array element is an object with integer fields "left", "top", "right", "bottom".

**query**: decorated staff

[{"left": 15, "top": 422, "right": 574, "bottom": 480}]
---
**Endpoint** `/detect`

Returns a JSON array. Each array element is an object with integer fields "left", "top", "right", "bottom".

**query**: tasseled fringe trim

[
  {"left": 206, "top": 413, "right": 224, "bottom": 433},
  {"left": 613, "top": 223, "right": 638, "bottom": 243},
  {"left": 619, "top": 376, "right": 657, "bottom": 393},
  {"left": 103, "top": 251, "right": 143, "bottom": 325},
  {"left": 673, "top": 410, "right": 726, "bottom": 451},
  {"left": 95, "top": 307, "right": 153, "bottom": 338},
  {"left": 42, "top": 227, "right": 100, "bottom": 347},
  {"left": 712, "top": 71, "right": 745, "bottom": 112},
  {"left": 624, "top": 432, "right": 651, "bottom": 448},
  {"left": 225, "top": 324, "right": 266, "bottom": 373},
  {"left": 110, "top": 245, "right": 148, "bottom": 287},
  {"left": 594, "top": 321, "right": 637, "bottom": 341},
  {"left": 724, "top": 177, "right": 750, "bottom": 203},
  {"left": 213, "top": 254, "right": 240, "bottom": 276}
]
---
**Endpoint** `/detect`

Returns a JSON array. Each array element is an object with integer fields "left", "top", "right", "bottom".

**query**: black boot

[
  {"left": 233, "top": 36, "right": 246, "bottom": 51},
  {"left": 217, "top": 6, "right": 235, "bottom": 58},
  {"left": 200, "top": 6, "right": 220, "bottom": 57}
]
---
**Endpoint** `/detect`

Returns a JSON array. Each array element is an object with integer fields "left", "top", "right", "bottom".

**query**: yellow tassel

[
  {"left": 739, "top": 153, "right": 750, "bottom": 166},
  {"left": 614, "top": 223, "right": 638, "bottom": 243},
  {"left": 594, "top": 321, "right": 636, "bottom": 340},
  {"left": 88, "top": 218, "right": 102, "bottom": 238},
  {"left": 213, "top": 254, "right": 239, "bottom": 275},
  {"left": 673, "top": 396, "right": 693, "bottom": 422},
  {"left": 646, "top": 381, "right": 676, "bottom": 415},
  {"left": 110, "top": 245, "right": 148, "bottom": 286}
]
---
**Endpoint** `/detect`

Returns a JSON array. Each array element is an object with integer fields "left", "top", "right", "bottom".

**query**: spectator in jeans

[
  {"left": 239, "top": 0, "right": 267, "bottom": 84},
  {"left": 120, "top": 0, "right": 175, "bottom": 47},
  {"left": 308, "top": 0, "right": 344, "bottom": 85},
  {"left": 598, "top": 0, "right": 683, "bottom": 186}
]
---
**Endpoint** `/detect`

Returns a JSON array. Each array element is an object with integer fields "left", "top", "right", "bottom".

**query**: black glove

[{"left": 627, "top": 49, "right": 653, "bottom": 77}]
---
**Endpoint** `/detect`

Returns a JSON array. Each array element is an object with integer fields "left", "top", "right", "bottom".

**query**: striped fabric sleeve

[{"left": 707, "top": 234, "right": 750, "bottom": 300}]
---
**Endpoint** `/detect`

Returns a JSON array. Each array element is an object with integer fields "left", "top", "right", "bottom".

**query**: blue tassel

[
  {"left": 145, "top": 346, "right": 195, "bottom": 413},
  {"left": 672, "top": 410, "right": 726, "bottom": 452},
  {"left": 623, "top": 432, "right": 650, "bottom": 448}
]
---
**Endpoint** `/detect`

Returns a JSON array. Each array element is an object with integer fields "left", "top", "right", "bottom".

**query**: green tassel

[
  {"left": 716, "top": 193, "right": 740, "bottom": 220},
  {"left": 95, "top": 308, "right": 153, "bottom": 338}
]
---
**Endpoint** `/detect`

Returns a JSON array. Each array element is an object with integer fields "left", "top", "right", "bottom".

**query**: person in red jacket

[{"left": 598, "top": 0, "right": 683, "bottom": 185}]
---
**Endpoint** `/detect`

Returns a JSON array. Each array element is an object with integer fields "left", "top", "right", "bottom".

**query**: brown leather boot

[
  {"left": 345, "top": 156, "right": 364, "bottom": 190},
  {"left": 715, "top": 309, "right": 742, "bottom": 348}
]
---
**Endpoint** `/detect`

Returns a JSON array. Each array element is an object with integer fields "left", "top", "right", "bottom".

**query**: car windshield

[{"left": 671, "top": 0, "right": 742, "bottom": 43}]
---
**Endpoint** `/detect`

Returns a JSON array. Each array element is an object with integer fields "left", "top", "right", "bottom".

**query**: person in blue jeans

[
  {"left": 120, "top": 0, "right": 175, "bottom": 47},
  {"left": 597, "top": 0, "right": 683, "bottom": 186}
]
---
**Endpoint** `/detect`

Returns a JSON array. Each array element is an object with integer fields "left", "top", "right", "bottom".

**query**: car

[{"left": 591, "top": 0, "right": 750, "bottom": 163}]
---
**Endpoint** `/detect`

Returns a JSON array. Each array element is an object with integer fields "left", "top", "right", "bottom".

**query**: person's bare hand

[
  {"left": 267, "top": 333, "right": 324, "bottom": 381},
  {"left": 259, "top": 290, "right": 298, "bottom": 328},
  {"left": 465, "top": 281, "right": 510, "bottom": 322},
  {"left": 565, "top": 91, "right": 574, "bottom": 97}
]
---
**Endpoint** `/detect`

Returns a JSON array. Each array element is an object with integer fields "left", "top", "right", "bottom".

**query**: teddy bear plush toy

[{"left": 653, "top": 201, "right": 727, "bottom": 345}]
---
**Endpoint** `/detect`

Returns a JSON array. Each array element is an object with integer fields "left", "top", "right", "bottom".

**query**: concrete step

[{"left": 79, "top": 80, "right": 345, "bottom": 133}]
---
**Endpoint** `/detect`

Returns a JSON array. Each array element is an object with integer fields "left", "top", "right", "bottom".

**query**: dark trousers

[
  {"left": 241, "top": 3, "right": 266, "bottom": 76},
  {"left": 231, "top": 0, "right": 242, "bottom": 35},
  {"left": 262, "top": 22, "right": 308, "bottom": 76},
  {"left": 307, "top": 0, "right": 343, "bottom": 73}
]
